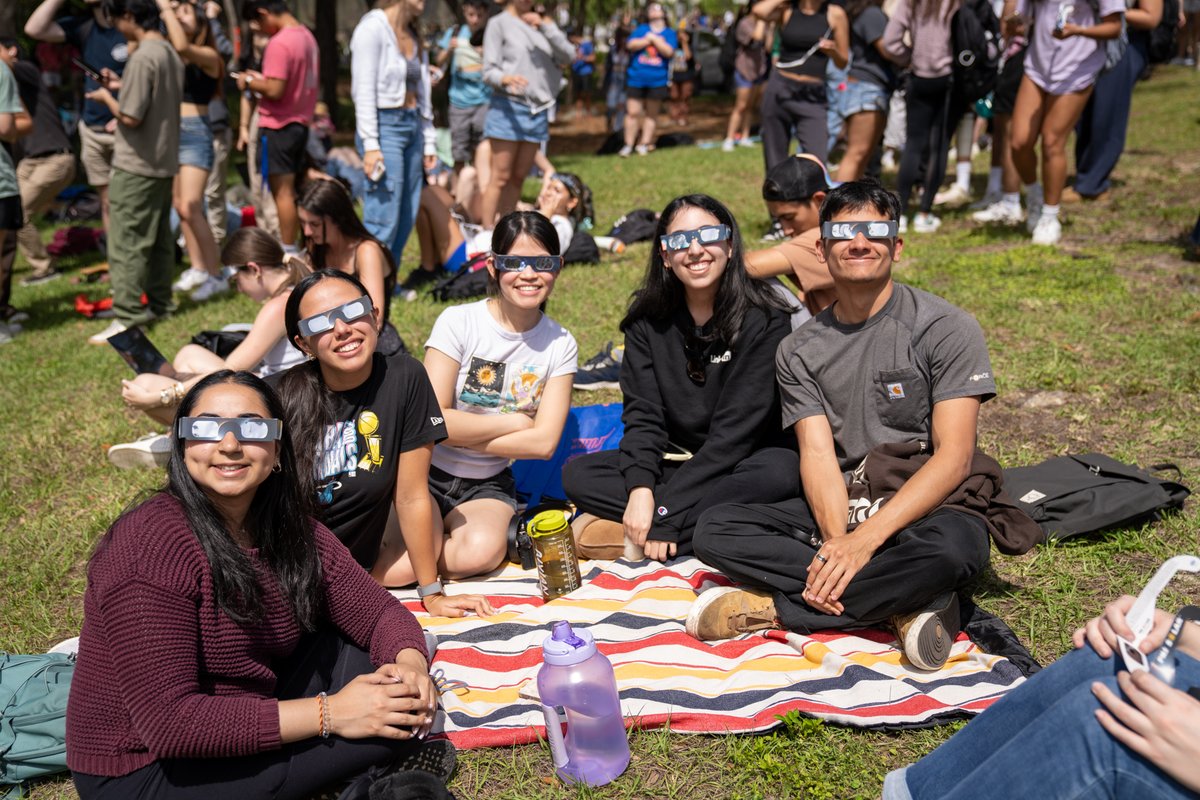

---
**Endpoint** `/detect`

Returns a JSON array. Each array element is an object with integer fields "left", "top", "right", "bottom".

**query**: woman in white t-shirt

[{"left": 423, "top": 211, "right": 578, "bottom": 578}]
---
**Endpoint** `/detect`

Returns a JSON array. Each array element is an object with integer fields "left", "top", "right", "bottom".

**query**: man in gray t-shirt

[{"left": 688, "top": 180, "right": 996, "bottom": 671}]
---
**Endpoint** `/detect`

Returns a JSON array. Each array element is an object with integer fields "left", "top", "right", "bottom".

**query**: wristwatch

[{"left": 417, "top": 580, "right": 444, "bottom": 598}]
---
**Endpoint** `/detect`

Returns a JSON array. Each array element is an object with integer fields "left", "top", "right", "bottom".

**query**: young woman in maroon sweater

[{"left": 67, "top": 369, "right": 452, "bottom": 798}]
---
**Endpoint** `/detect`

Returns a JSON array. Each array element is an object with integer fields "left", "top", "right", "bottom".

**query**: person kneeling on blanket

[{"left": 688, "top": 179, "right": 1040, "bottom": 670}]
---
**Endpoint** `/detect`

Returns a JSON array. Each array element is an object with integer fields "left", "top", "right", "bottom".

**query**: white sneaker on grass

[
  {"left": 972, "top": 201, "right": 1023, "bottom": 225},
  {"left": 190, "top": 274, "right": 230, "bottom": 302},
  {"left": 172, "top": 267, "right": 209, "bottom": 293},
  {"left": 969, "top": 191, "right": 1003, "bottom": 211},
  {"left": 618, "top": 144, "right": 633, "bottom": 158},
  {"left": 108, "top": 432, "right": 172, "bottom": 469},
  {"left": 635, "top": 144, "right": 650, "bottom": 156},
  {"left": 1031, "top": 215, "right": 1062, "bottom": 246},
  {"left": 933, "top": 184, "right": 972, "bottom": 208},
  {"left": 912, "top": 212, "right": 942, "bottom": 233},
  {"left": 722, "top": 138, "right": 735, "bottom": 152},
  {"left": 88, "top": 320, "right": 127, "bottom": 345},
  {"left": 898, "top": 216, "right": 908, "bottom": 234}
]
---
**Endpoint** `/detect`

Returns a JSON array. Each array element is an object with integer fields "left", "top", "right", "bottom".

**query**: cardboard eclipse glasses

[
  {"left": 297, "top": 295, "right": 374, "bottom": 337},
  {"left": 177, "top": 417, "right": 283, "bottom": 442},
  {"left": 821, "top": 221, "right": 899, "bottom": 240}
]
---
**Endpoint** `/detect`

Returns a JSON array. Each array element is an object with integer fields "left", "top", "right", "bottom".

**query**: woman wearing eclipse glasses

[
  {"left": 563, "top": 194, "right": 800, "bottom": 562},
  {"left": 276, "top": 269, "right": 494, "bottom": 618},
  {"left": 422, "top": 211, "right": 578, "bottom": 579},
  {"left": 68, "top": 370, "right": 455, "bottom": 798}
]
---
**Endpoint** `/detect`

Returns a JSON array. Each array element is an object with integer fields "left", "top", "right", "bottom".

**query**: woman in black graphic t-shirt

[{"left": 276, "top": 269, "right": 494, "bottom": 618}]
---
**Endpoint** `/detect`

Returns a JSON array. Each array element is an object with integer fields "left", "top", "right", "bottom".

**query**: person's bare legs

[
  {"left": 438, "top": 498, "right": 513, "bottom": 579},
  {"left": 991, "top": 113, "right": 1019, "bottom": 193},
  {"left": 268, "top": 172, "right": 299, "bottom": 247},
  {"left": 175, "top": 165, "right": 221, "bottom": 277},
  {"left": 1010, "top": 76, "right": 1047, "bottom": 187},
  {"left": 624, "top": 96, "right": 645, "bottom": 148},
  {"left": 837, "top": 110, "right": 886, "bottom": 182},
  {"left": 726, "top": 85, "right": 753, "bottom": 141},
  {"left": 500, "top": 142, "right": 539, "bottom": 215},
  {"left": 481, "top": 138, "right": 518, "bottom": 227},
  {"left": 416, "top": 185, "right": 464, "bottom": 270},
  {"left": 372, "top": 497, "right": 446, "bottom": 587},
  {"left": 640, "top": 98, "right": 663, "bottom": 150},
  {"left": 1038, "top": 88, "right": 1093, "bottom": 206}
]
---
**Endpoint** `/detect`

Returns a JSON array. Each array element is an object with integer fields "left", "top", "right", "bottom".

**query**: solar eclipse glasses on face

[
  {"left": 660, "top": 225, "right": 731, "bottom": 252},
  {"left": 821, "top": 221, "right": 899, "bottom": 241},
  {"left": 492, "top": 254, "right": 563, "bottom": 273},
  {"left": 297, "top": 295, "right": 374, "bottom": 337},
  {"left": 177, "top": 417, "right": 283, "bottom": 442}
]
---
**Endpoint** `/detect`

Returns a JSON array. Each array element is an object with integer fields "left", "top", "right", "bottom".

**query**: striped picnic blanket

[{"left": 396, "top": 558, "right": 1026, "bottom": 749}]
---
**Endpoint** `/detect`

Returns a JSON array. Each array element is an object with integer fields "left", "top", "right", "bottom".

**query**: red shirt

[
  {"left": 258, "top": 24, "right": 319, "bottom": 130},
  {"left": 66, "top": 493, "right": 426, "bottom": 777}
]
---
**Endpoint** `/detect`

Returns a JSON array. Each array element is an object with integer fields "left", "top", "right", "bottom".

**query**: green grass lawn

[{"left": 3, "top": 66, "right": 1200, "bottom": 799}]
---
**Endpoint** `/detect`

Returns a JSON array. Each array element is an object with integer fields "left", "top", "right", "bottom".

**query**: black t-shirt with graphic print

[{"left": 311, "top": 353, "right": 446, "bottom": 568}]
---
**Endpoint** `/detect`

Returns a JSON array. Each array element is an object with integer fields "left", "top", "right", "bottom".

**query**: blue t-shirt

[
  {"left": 625, "top": 24, "right": 678, "bottom": 88},
  {"left": 572, "top": 40, "right": 595, "bottom": 75},
  {"left": 61, "top": 15, "right": 129, "bottom": 128},
  {"left": 437, "top": 25, "right": 490, "bottom": 109}
]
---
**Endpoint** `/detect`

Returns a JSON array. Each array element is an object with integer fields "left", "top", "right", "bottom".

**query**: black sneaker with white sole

[{"left": 891, "top": 591, "right": 961, "bottom": 671}]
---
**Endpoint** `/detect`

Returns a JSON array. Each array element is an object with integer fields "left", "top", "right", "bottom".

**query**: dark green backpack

[{"left": 0, "top": 653, "right": 75, "bottom": 797}]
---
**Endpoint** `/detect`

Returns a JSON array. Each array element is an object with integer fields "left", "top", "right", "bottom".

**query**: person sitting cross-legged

[{"left": 688, "top": 179, "right": 999, "bottom": 670}]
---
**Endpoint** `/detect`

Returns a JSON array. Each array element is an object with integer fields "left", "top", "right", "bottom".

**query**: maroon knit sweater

[{"left": 66, "top": 493, "right": 428, "bottom": 777}]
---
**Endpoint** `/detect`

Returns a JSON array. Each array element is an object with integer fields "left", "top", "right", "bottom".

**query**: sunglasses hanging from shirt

[
  {"left": 660, "top": 225, "right": 731, "bottom": 252},
  {"left": 178, "top": 417, "right": 284, "bottom": 442},
  {"left": 822, "top": 221, "right": 899, "bottom": 241},
  {"left": 297, "top": 295, "right": 374, "bottom": 337},
  {"left": 492, "top": 254, "right": 563, "bottom": 273}
]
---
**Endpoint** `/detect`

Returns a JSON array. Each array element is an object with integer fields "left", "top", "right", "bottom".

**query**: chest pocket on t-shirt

[{"left": 874, "top": 368, "right": 929, "bottom": 433}]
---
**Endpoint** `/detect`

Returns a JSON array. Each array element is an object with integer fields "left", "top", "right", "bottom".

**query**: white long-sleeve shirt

[
  {"left": 482, "top": 12, "right": 574, "bottom": 109},
  {"left": 350, "top": 9, "right": 436, "bottom": 154}
]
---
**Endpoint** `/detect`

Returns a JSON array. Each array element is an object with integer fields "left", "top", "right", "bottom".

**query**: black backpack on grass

[
  {"left": 950, "top": 0, "right": 1001, "bottom": 104},
  {"left": 607, "top": 209, "right": 659, "bottom": 245},
  {"left": 431, "top": 253, "right": 491, "bottom": 302},
  {"left": 1003, "top": 453, "right": 1190, "bottom": 541}
]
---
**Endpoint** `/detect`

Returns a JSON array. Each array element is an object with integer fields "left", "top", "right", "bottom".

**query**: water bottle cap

[
  {"left": 542, "top": 621, "right": 598, "bottom": 665},
  {"left": 529, "top": 510, "right": 570, "bottom": 538}
]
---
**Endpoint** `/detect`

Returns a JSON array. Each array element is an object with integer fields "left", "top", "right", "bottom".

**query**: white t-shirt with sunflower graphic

[{"left": 425, "top": 299, "right": 578, "bottom": 479}]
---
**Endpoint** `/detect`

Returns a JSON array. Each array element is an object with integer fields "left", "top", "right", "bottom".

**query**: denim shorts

[
  {"left": 841, "top": 79, "right": 890, "bottom": 117},
  {"left": 429, "top": 465, "right": 518, "bottom": 518},
  {"left": 483, "top": 94, "right": 549, "bottom": 143},
  {"left": 734, "top": 70, "right": 768, "bottom": 90},
  {"left": 178, "top": 114, "right": 214, "bottom": 171}
]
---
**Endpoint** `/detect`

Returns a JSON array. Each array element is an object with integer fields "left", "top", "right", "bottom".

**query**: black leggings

[
  {"left": 896, "top": 75, "right": 963, "bottom": 215},
  {"left": 72, "top": 630, "right": 423, "bottom": 800}
]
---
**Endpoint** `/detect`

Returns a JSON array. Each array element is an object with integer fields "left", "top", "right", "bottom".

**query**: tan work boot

[{"left": 685, "top": 586, "right": 780, "bottom": 641}]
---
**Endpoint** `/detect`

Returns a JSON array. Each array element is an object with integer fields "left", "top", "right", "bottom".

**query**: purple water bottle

[{"left": 537, "top": 621, "right": 631, "bottom": 786}]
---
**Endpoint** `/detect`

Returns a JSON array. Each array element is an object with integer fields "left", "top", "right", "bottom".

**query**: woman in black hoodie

[{"left": 563, "top": 194, "right": 799, "bottom": 562}]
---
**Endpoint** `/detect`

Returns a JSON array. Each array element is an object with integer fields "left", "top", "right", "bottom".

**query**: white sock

[
  {"left": 987, "top": 167, "right": 1003, "bottom": 196},
  {"left": 1041, "top": 204, "right": 1060, "bottom": 219},
  {"left": 956, "top": 161, "right": 972, "bottom": 191},
  {"left": 1002, "top": 191, "right": 1020, "bottom": 208}
]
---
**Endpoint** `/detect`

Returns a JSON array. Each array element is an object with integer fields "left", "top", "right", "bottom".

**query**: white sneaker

[
  {"left": 1025, "top": 189, "right": 1044, "bottom": 233},
  {"left": 0, "top": 322, "right": 15, "bottom": 345},
  {"left": 172, "top": 267, "right": 209, "bottom": 293},
  {"left": 969, "top": 191, "right": 1003, "bottom": 211},
  {"left": 1031, "top": 215, "right": 1062, "bottom": 246},
  {"left": 88, "top": 319, "right": 128, "bottom": 345},
  {"left": 107, "top": 432, "right": 172, "bottom": 469},
  {"left": 190, "top": 274, "right": 230, "bottom": 302},
  {"left": 736, "top": 137, "right": 755, "bottom": 147},
  {"left": 635, "top": 144, "right": 649, "bottom": 156},
  {"left": 722, "top": 138, "right": 735, "bottom": 152},
  {"left": 912, "top": 213, "right": 942, "bottom": 233},
  {"left": 933, "top": 184, "right": 972, "bottom": 208},
  {"left": 618, "top": 144, "right": 633, "bottom": 158},
  {"left": 898, "top": 215, "right": 908, "bottom": 234},
  {"left": 881, "top": 150, "right": 898, "bottom": 171},
  {"left": 972, "top": 201, "right": 1023, "bottom": 225}
]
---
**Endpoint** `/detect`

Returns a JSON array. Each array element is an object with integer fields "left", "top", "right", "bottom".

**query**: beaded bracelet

[{"left": 317, "top": 691, "right": 330, "bottom": 738}]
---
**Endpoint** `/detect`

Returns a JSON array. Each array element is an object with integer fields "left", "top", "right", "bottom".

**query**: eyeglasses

[
  {"left": 297, "top": 295, "right": 374, "bottom": 337},
  {"left": 493, "top": 254, "right": 563, "bottom": 273},
  {"left": 660, "top": 225, "right": 731, "bottom": 252},
  {"left": 178, "top": 416, "right": 283, "bottom": 442},
  {"left": 821, "top": 221, "right": 899, "bottom": 241}
]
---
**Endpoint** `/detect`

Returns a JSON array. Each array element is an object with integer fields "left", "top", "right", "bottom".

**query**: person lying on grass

[
  {"left": 564, "top": 193, "right": 798, "bottom": 562},
  {"left": 275, "top": 269, "right": 493, "bottom": 617},
  {"left": 68, "top": 369, "right": 455, "bottom": 799}
]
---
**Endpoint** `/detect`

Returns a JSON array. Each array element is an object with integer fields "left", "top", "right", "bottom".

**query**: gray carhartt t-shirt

[{"left": 776, "top": 282, "right": 996, "bottom": 478}]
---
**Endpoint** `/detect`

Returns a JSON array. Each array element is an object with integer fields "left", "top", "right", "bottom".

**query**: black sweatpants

[
  {"left": 895, "top": 74, "right": 962, "bottom": 215},
  {"left": 73, "top": 630, "right": 423, "bottom": 800},
  {"left": 693, "top": 497, "right": 991, "bottom": 633},
  {"left": 562, "top": 447, "right": 800, "bottom": 556}
]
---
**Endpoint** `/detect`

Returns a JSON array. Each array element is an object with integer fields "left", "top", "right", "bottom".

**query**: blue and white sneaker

[{"left": 574, "top": 341, "right": 623, "bottom": 391}]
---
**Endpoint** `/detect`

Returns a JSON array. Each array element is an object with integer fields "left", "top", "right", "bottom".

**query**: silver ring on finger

[{"left": 814, "top": 553, "right": 828, "bottom": 564}]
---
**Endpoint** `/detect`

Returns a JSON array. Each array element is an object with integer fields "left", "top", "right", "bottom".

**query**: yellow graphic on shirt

[{"left": 357, "top": 410, "right": 384, "bottom": 471}]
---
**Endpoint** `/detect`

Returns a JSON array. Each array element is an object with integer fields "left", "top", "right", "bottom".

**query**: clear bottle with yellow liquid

[{"left": 529, "top": 509, "right": 582, "bottom": 600}]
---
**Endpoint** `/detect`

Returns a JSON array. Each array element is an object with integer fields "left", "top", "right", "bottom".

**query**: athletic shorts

[
  {"left": 0, "top": 194, "right": 22, "bottom": 231},
  {"left": 625, "top": 83, "right": 670, "bottom": 101},
  {"left": 572, "top": 72, "right": 595, "bottom": 96},
  {"left": 992, "top": 49, "right": 1026, "bottom": 117},
  {"left": 260, "top": 122, "right": 308, "bottom": 178},
  {"left": 429, "top": 465, "right": 518, "bottom": 518},
  {"left": 448, "top": 103, "right": 488, "bottom": 164}
]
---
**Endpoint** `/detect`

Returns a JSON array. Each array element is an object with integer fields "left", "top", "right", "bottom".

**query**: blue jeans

[
  {"left": 357, "top": 107, "right": 423, "bottom": 264},
  {"left": 885, "top": 645, "right": 1200, "bottom": 800}
]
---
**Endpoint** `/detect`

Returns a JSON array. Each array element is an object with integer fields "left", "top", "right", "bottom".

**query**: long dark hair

[
  {"left": 164, "top": 371, "right": 322, "bottom": 628},
  {"left": 621, "top": 194, "right": 789, "bottom": 347},
  {"left": 298, "top": 180, "right": 398, "bottom": 302},
  {"left": 278, "top": 269, "right": 377, "bottom": 488}
]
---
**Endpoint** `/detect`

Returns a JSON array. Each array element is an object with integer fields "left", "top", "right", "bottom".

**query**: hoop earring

[{"left": 272, "top": 462, "right": 282, "bottom": 473}]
